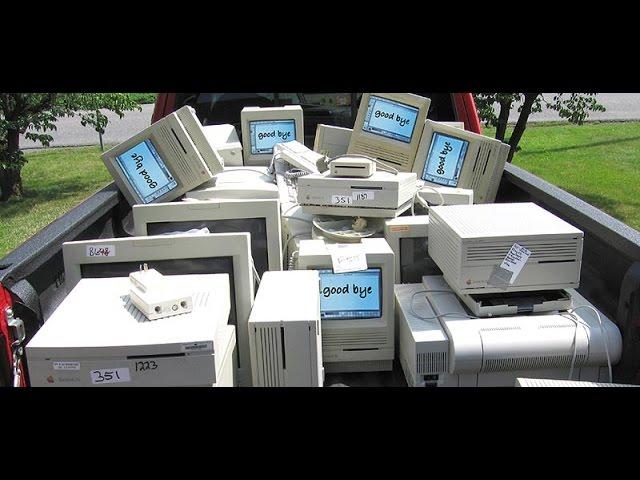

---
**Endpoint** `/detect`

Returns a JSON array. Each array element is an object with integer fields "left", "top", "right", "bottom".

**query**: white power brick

[
  {"left": 129, "top": 264, "right": 193, "bottom": 320},
  {"left": 330, "top": 157, "right": 375, "bottom": 178}
]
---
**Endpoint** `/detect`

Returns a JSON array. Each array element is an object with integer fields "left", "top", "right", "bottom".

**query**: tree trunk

[
  {"left": 506, "top": 92, "right": 541, "bottom": 163},
  {"left": 0, "top": 128, "right": 24, "bottom": 201},
  {"left": 495, "top": 98, "right": 512, "bottom": 142}
]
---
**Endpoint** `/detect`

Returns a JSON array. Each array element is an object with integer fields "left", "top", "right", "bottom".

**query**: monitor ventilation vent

[
  {"left": 482, "top": 354, "right": 587, "bottom": 372},
  {"left": 469, "top": 142, "right": 491, "bottom": 189},
  {"left": 465, "top": 239, "right": 580, "bottom": 263},
  {"left": 416, "top": 351, "right": 448, "bottom": 374},
  {"left": 157, "top": 124, "right": 200, "bottom": 183},
  {"left": 254, "top": 326, "right": 283, "bottom": 387},
  {"left": 322, "top": 331, "right": 387, "bottom": 348}
]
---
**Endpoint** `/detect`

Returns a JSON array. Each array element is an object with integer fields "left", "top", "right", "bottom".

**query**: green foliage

[{"left": 0, "top": 93, "right": 141, "bottom": 200}]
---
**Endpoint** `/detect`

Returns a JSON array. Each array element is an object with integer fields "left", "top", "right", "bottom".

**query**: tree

[
  {"left": 0, "top": 93, "right": 141, "bottom": 202},
  {"left": 473, "top": 93, "right": 606, "bottom": 163}
]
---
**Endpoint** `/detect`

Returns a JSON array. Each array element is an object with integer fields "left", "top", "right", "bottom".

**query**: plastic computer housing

[
  {"left": 61, "top": 232, "right": 255, "bottom": 386},
  {"left": 297, "top": 238, "right": 395, "bottom": 373},
  {"left": 274, "top": 141, "right": 323, "bottom": 174},
  {"left": 248, "top": 271, "right": 323, "bottom": 387},
  {"left": 515, "top": 378, "right": 638, "bottom": 387},
  {"left": 241, "top": 106, "right": 304, "bottom": 166},
  {"left": 186, "top": 167, "right": 278, "bottom": 200},
  {"left": 101, "top": 106, "right": 220, "bottom": 206},
  {"left": 297, "top": 171, "right": 417, "bottom": 218},
  {"left": 202, "top": 124, "right": 244, "bottom": 166},
  {"left": 428, "top": 203, "right": 584, "bottom": 295},
  {"left": 132, "top": 198, "right": 283, "bottom": 274},
  {"left": 422, "top": 275, "right": 622, "bottom": 386},
  {"left": 458, "top": 289, "right": 573, "bottom": 317},
  {"left": 416, "top": 186, "right": 473, "bottom": 206},
  {"left": 412, "top": 119, "right": 510, "bottom": 204},
  {"left": 26, "top": 274, "right": 234, "bottom": 387},
  {"left": 314, "top": 124, "right": 353, "bottom": 158},
  {"left": 395, "top": 283, "right": 450, "bottom": 387},
  {"left": 330, "top": 157, "right": 375, "bottom": 178},
  {"left": 384, "top": 215, "right": 441, "bottom": 284},
  {"left": 348, "top": 93, "right": 431, "bottom": 172}
]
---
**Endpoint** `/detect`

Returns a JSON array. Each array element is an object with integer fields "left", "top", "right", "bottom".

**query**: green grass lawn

[
  {"left": 485, "top": 121, "right": 640, "bottom": 232},
  {"left": 128, "top": 93, "right": 157, "bottom": 104},
  {"left": 0, "top": 146, "right": 112, "bottom": 258}
]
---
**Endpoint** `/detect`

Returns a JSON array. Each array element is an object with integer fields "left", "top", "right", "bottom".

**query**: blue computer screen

[
  {"left": 421, "top": 132, "right": 469, "bottom": 187},
  {"left": 318, "top": 268, "right": 382, "bottom": 320},
  {"left": 249, "top": 119, "right": 297, "bottom": 155},
  {"left": 361, "top": 95, "right": 419, "bottom": 144},
  {"left": 115, "top": 139, "right": 178, "bottom": 203}
]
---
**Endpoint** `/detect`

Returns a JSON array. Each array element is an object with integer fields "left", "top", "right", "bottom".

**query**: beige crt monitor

[
  {"left": 132, "top": 198, "right": 283, "bottom": 273},
  {"left": 347, "top": 93, "right": 431, "bottom": 172},
  {"left": 297, "top": 238, "right": 395, "bottom": 373},
  {"left": 101, "top": 106, "right": 223, "bottom": 206},
  {"left": 412, "top": 120, "right": 510, "bottom": 204},
  {"left": 314, "top": 124, "right": 353, "bottom": 158},
  {"left": 61, "top": 232, "right": 255, "bottom": 386},
  {"left": 241, "top": 106, "right": 304, "bottom": 166}
]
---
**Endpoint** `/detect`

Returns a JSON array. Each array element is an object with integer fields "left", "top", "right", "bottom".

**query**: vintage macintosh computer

[
  {"left": 395, "top": 277, "right": 623, "bottom": 387},
  {"left": 297, "top": 170, "right": 418, "bottom": 218},
  {"left": 428, "top": 203, "right": 584, "bottom": 296},
  {"left": 241, "top": 105, "right": 304, "bottom": 166},
  {"left": 202, "top": 123, "right": 244, "bottom": 166},
  {"left": 186, "top": 166, "right": 279, "bottom": 201},
  {"left": 297, "top": 238, "right": 395, "bottom": 373},
  {"left": 248, "top": 271, "right": 323, "bottom": 387},
  {"left": 412, "top": 119, "right": 510, "bottom": 204},
  {"left": 132, "top": 198, "right": 283, "bottom": 275},
  {"left": 26, "top": 274, "right": 236, "bottom": 387},
  {"left": 347, "top": 93, "right": 431, "bottom": 172},
  {"left": 61, "top": 232, "right": 256, "bottom": 386},
  {"left": 384, "top": 215, "right": 441, "bottom": 284},
  {"left": 101, "top": 106, "right": 223, "bottom": 205}
]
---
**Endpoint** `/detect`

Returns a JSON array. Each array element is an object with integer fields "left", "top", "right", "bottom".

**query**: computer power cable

[{"left": 567, "top": 304, "right": 613, "bottom": 383}]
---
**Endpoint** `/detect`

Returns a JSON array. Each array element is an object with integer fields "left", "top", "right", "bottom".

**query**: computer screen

[
  {"left": 361, "top": 95, "right": 419, "bottom": 144},
  {"left": 114, "top": 139, "right": 178, "bottom": 204},
  {"left": 318, "top": 268, "right": 382, "bottom": 320},
  {"left": 80, "top": 257, "right": 238, "bottom": 328},
  {"left": 420, "top": 132, "right": 469, "bottom": 187},
  {"left": 249, "top": 119, "right": 297, "bottom": 155},
  {"left": 147, "top": 219, "right": 269, "bottom": 276},
  {"left": 399, "top": 238, "right": 442, "bottom": 283}
]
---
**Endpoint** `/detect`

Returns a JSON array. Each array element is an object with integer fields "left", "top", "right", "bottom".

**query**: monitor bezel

[
  {"left": 132, "top": 198, "right": 283, "bottom": 272},
  {"left": 360, "top": 95, "right": 421, "bottom": 145},
  {"left": 241, "top": 106, "right": 304, "bottom": 166},
  {"left": 248, "top": 119, "right": 298, "bottom": 156}
]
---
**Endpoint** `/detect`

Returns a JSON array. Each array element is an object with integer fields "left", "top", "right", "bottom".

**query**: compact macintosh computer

[
  {"left": 101, "top": 106, "right": 223, "bottom": 205},
  {"left": 412, "top": 119, "right": 510, "bottom": 204},
  {"left": 297, "top": 238, "right": 395, "bottom": 373},
  {"left": 61, "top": 232, "right": 256, "bottom": 386},
  {"left": 248, "top": 271, "right": 323, "bottom": 387},
  {"left": 241, "top": 106, "right": 304, "bottom": 166},
  {"left": 132, "top": 198, "right": 283, "bottom": 274},
  {"left": 347, "top": 93, "right": 431, "bottom": 172},
  {"left": 26, "top": 274, "right": 236, "bottom": 387}
]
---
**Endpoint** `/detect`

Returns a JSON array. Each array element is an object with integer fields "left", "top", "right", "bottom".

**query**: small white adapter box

[
  {"left": 330, "top": 157, "right": 376, "bottom": 177},
  {"left": 129, "top": 264, "right": 193, "bottom": 320}
]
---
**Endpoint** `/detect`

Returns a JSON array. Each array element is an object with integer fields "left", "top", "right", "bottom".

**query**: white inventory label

[
  {"left": 500, "top": 243, "right": 532, "bottom": 284},
  {"left": 53, "top": 361, "right": 80, "bottom": 371},
  {"left": 327, "top": 243, "right": 368, "bottom": 274},
  {"left": 86, "top": 245, "right": 116, "bottom": 257},
  {"left": 352, "top": 191, "right": 375, "bottom": 201},
  {"left": 331, "top": 195, "right": 353, "bottom": 206},
  {"left": 90, "top": 368, "right": 130, "bottom": 385},
  {"left": 181, "top": 341, "right": 213, "bottom": 353}
]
